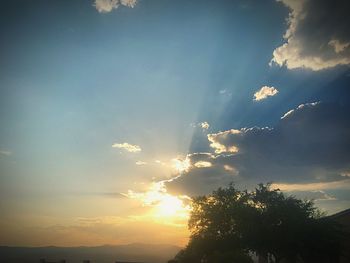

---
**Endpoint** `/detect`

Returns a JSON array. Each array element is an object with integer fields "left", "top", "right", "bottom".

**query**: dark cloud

[
  {"left": 166, "top": 102, "right": 350, "bottom": 196},
  {"left": 271, "top": 0, "right": 350, "bottom": 70}
]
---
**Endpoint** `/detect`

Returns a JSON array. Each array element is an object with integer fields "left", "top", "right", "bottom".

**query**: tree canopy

[{"left": 169, "top": 183, "right": 344, "bottom": 263}]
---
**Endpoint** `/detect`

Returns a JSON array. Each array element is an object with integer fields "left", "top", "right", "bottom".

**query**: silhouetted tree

[{"left": 169, "top": 183, "right": 344, "bottom": 263}]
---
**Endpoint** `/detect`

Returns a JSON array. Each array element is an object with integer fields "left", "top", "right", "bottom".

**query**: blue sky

[{"left": 0, "top": 0, "right": 350, "bottom": 246}]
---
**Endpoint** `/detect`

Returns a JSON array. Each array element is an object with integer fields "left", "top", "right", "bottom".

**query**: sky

[{"left": 0, "top": 0, "right": 350, "bottom": 247}]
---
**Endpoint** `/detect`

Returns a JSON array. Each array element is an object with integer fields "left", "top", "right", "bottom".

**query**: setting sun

[
  {"left": 155, "top": 194, "right": 189, "bottom": 218},
  {"left": 172, "top": 158, "right": 191, "bottom": 173},
  {"left": 125, "top": 181, "right": 191, "bottom": 222}
]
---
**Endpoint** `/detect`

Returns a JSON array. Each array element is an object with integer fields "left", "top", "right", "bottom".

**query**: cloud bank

[
  {"left": 166, "top": 102, "right": 350, "bottom": 197},
  {"left": 271, "top": 0, "right": 350, "bottom": 70}
]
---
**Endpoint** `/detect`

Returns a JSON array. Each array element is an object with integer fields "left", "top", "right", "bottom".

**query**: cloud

[
  {"left": 166, "top": 153, "right": 239, "bottom": 196},
  {"left": 207, "top": 129, "right": 243, "bottom": 154},
  {"left": 0, "top": 150, "right": 12, "bottom": 156},
  {"left": 253, "top": 86, "right": 279, "bottom": 101},
  {"left": 272, "top": 179, "right": 350, "bottom": 192},
  {"left": 286, "top": 190, "right": 336, "bottom": 201},
  {"left": 136, "top": 161, "right": 147, "bottom": 165},
  {"left": 281, "top": 101, "right": 320, "bottom": 119},
  {"left": 219, "top": 89, "right": 232, "bottom": 97},
  {"left": 271, "top": 0, "right": 350, "bottom": 70},
  {"left": 200, "top": 122, "right": 210, "bottom": 130},
  {"left": 155, "top": 160, "right": 166, "bottom": 166},
  {"left": 194, "top": 161, "right": 212, "bottom": 168},
  {"left": 166, "top": 102, "right": 350, "bottom": 196},
  {"left": 94, "top": 0, "right": 137, "bottom": 13},
  {"left": 95, "top": 192, "right": 126, "bottom": 198},
  {"left": 191, "top": 121, "right": 210, "bottom": 130},
  {"left": 171, "top": 157, "right": 191, "bottom": 173},
  {"left": 120, "top": 0, "right": 137, "bottom": 8},
  {"left": 112, "top": 142, "right": 141, "bottom": 153}
]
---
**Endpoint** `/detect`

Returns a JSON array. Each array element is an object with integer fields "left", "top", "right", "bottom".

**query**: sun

[
  {"left": 172, "top": 157, "right": 191, "bottom": 173},
  {"left": 126, "top": 181, "right": 191, "bottom": 222},
  {"left": 155, "top": 194, "right": 188, "bottom": 218}
]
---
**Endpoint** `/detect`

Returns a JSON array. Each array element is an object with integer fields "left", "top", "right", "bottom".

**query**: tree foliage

[{"left": 169, "top": 183, "right": 344, "bottom": 263}]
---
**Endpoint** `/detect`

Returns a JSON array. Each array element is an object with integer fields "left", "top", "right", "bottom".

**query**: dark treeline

[{"left": 168, "top": 183, "right": 348, "bottom": 263}]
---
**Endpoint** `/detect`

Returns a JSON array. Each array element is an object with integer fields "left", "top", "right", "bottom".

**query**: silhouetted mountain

[{"left": 0, "top": 243, "right": 181, "bottom": 263}]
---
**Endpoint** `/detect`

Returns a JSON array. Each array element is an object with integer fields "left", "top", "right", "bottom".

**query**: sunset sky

[{"left": 1, "top": 0, "right": 350, "bottom": 247}]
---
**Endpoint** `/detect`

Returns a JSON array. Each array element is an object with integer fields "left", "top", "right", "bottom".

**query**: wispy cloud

[
  {"left": 286, "top": 190, "right": 336, "bottom": 201},
  {"left": 0, "top": 150, "right": 12, "bottom": 156},
  {"left": 112, "top": 142, "right": 142, "bottom": 153},
  {"left": 155, "top": 160, "right": 166, "bottom": 166},
  {"left": 281, "top": 101, "right": 320, "bottom": 119},
  {"left": 94, "top": 0, "right": 137, "bottom": 13},
  {"left": 136, "top": 161, "right": 147, "bottom": 165},
  {"left": 272, "top": 180, "right": 350, "bottom": 192},
  {"left": 253, "top": 86, "right": 279, "bottom": 101}
]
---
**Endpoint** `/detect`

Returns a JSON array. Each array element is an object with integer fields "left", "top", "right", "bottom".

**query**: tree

[{"left": 169, "top": 183, "right": 344, "bottom": 263}]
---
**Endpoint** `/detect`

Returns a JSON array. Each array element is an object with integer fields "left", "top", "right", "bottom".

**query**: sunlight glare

[
  {"left": 172, "top": 157, "right": 191, "bottom": 173},
  {"left": 125, "top": 181, "right": 191, "bottom": 222}
]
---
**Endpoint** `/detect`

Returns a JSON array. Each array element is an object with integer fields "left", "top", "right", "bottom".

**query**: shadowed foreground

[
  {"left": 0, "top": 243, "right": 180, "bottom": 263},
  {"left": 168, "top": 184, "right": 350, "bottom": 263}
]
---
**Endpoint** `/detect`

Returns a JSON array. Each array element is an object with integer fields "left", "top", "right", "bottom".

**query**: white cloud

[
  {"left": 191, "top": 121, "right": 210, "bottom": 130},
  {"left": 94, "top": 0, "right": 119, "bottom": 13},
  {"left": 253, "top": 86, "right": 279, "bottom": 101},
  {"left": 120, "top": 0, "right": 137, "bottom": 8},
  {"left": 200, "top": 121, "right": 210, "bottom": 130},
  {"left": 280, "top": 109, "right": 294, "bottom": 120},
  {"left": 155, "top": 160, "right": 166, "bottom": 166},
  {"left": 194, "top": 161, "right": 212, "bottom": 168},
  {"left": 224, "top": 165, "right": 236, "bottom": 172},
  {"left": 271, "top": 0, "right": 350, "bottom": 71},
  {"left": 136, "top": 161, "right": 147, "bottom": 165},
  {"left": 281, "top": 101, "right": 320, "bottom": 119},
  {"left": 94, "top": 0, "right": 137, "bottom": 13},
  {"left": 112, "top": 142, "right": 141, "bottom": 153}
]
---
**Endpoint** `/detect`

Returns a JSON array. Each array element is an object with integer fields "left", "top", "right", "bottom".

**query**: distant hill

[{"left": 0, "top": 243, "right": 182, "bottom": 263}]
